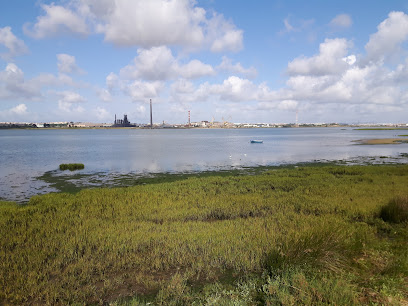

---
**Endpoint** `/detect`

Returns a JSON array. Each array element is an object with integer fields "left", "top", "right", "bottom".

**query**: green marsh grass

[
  {"left": 59, "top": 163, "right": 85, "bottom": 171},
  {"left": 1, "top": 165, "right": 408, "bottom": 304}
]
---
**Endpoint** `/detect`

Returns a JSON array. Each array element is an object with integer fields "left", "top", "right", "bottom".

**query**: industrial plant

[
  {"left": 113, "top": 114, "right": 135, "bottom": 127},
  {"left": 112, "top": 99, "right": 153, "bottom": 128}
]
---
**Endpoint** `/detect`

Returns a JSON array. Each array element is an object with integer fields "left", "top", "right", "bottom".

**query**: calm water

[{"left": 1, "top": 127, "right": 408, "bottom": 202}]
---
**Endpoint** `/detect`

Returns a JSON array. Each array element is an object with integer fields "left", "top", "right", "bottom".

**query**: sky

[{"left": 1, "top": 0, "right": 408, "bottom": 124}]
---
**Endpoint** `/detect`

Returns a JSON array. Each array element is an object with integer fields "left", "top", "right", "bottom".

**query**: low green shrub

[
  {"left": 59, "top": 163, "right": 85, "bottom": 171},
  {"left": 380, "top": 196, "right": 408, "bottom": 223}
]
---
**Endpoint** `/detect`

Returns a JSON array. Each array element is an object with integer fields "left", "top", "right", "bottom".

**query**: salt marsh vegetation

[
  {"left": 1, "top": 165, "right": 407, "bottom": 304},
  {"left": 59, "top": 163, "right": 85, "bottom": 171}
]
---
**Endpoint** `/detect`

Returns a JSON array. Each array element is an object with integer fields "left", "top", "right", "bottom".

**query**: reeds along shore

[{"left": 1, "top": 165, "right": 408, "bottom": 304}]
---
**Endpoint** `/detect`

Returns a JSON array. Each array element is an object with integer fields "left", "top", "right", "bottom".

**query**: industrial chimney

[{"left": 150, "top": 99, "right": 153, "bottom": 129}]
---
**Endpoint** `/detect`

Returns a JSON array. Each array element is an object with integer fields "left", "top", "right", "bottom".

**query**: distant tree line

[{"left": 0, "top": 123, "right": 37, "bottom": 129}]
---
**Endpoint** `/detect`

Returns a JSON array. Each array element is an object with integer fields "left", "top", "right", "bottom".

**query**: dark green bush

[
  {"left": 59, "top": 163, "right": 85, "bottom": 171},
  {"left": 380, "top": 196, "right": 408, "bottom": 223}
]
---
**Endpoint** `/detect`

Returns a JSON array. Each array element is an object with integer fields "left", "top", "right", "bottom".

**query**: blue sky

[{"left": 1, "top": 0, "right": 408, "bottom": 124}]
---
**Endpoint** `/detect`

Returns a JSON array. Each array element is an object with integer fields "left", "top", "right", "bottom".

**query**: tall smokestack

[
  {"left": 150, "top": 99, "right": 153, "bottom": 129},
  {"left": 296, "top": 109, "right": 299, "bottom": 127}
]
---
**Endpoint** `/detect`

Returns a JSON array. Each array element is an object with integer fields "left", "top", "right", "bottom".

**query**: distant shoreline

[{"left": 2, "top": 125, "right": 408, "bottom": 130}]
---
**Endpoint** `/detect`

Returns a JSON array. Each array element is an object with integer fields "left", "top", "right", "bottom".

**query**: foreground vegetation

[{"left": 1, "top": 165, "right": 408, "bottom": 304}]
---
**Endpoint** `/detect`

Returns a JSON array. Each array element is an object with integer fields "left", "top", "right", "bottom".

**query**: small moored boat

[{"left": 250, "top": 140, "right": 263, "bottom": 143}]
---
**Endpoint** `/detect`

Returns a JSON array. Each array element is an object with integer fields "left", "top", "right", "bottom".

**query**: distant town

[
  {"left": 1, "top": 119, "right": 408, "bottom": 130},
  {"left": 1, "top": 112, "right": 408, "bottom": 129}
]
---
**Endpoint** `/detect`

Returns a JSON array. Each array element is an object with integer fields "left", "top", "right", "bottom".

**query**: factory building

[{"left": 113, "top": 114, "right": 135, "bottom": 127}]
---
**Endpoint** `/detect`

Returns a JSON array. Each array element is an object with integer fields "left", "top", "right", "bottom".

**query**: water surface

[{"left": 1, "top": 127, "right": 408, "bottom": 202}]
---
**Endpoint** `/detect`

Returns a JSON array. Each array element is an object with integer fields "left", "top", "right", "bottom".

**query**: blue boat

[{"left": 250, "top": 140, "right": 263, "bottom": 143}]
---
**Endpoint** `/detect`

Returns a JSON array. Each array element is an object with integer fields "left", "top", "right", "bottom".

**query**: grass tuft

[
  {"left": 380, "top": 195, "right": 408, "bottom": 223},
  {"left": 59, "top": 163, "right": 85, "bottom": 171},
  {"left": 265, "top": 222, "right": 362, "bottom": 274}
]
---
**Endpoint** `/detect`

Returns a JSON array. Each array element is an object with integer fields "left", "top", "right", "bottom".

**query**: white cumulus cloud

[
  {"left": 92, "top": 0, "right": 205, "bottom": 48},
  {"left": 0, "top": 27, "right": 28, "bottom": 60},
  {"left": 106, "top": 72, "right": 118, "bottom": 91},
  {"left": 170, "top": 76, "right": 265, "bottom": 104},
  {"left": 120, "top": 46, "right": 215, "bottom": 81},
  {"left": 365, "top": 11, "right": 408, "bottom": 63},
  {"left": 0, "top": 62, "right": 84, "bottom": 104},
  {"left": 210, "top": 76, "right": 258, "bottom": 102},
  {"left": 207, "top": 12, "right": 243, "bottom": 52},
  {"left": 170, "top": 79, "right": 210, "bottom": 104},
  {"left": 98, "top": 88, "right": 112, "bottom": 102},
  {"left": 57, "top": 54, "right": 84, "bottom": 74},
  {"left": 0, "top": 103, "right": 29, "bottom": 121},
  {"left": 123, "top": 80, "right": 164, "bottom": 102},
  {"left": 95, "top": 106, "right": 110, "bottom": 120},
  {"left": 0, "top": 63, "right": 41, "bottom": 100},
  {"left": 287, "top": 38, "right": 353, "bottom": 76},
  {"left": 217, "top": 56, "right": 257, "bottom": 78},
  {"left": 258, "top": 100, "right": 298, "bottom": 111},
  {"left": 56, "top": 90, "right": 86, "bottom": 104},
  {"left": 24, "top": 3, "right": 89, "bottom": 38},
  {"left": 252, "top": 12, "right": 408, "bottom": 119},
  {"left": 56, "top": 91, "right": 86, "bottom": 113},
  {"left": 10, "top": 103, "right": 28, "bottom": 115},
  {"left": 25, "top": 0, "right": 243, "bottom": 53}
]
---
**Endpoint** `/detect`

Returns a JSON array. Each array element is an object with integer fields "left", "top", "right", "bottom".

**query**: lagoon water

[{"left": 1, "top": 127, "right": 408, "bottom": 202}]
